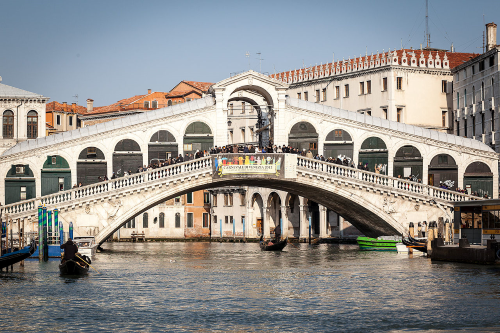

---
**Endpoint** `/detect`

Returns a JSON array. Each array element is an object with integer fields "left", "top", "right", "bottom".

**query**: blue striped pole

[
  {"left": 69, "top": 222, "right": 73, "bottom": 240},
  {"left": 242, "top": 217, "right": 245, "bottom": 241},
  {"left": 54, "top": 209, "right": 59, "bottom": 243},
  {"left": 38, "top": 206, "right": 42, "bottom": 260},
  {"left": 42, "top": 207, "right": 48, "bottom": 261},
  {"left": 280, "top": 217, "right": 283, "bottom": 240},
  {"left": 232, "top": 217, "right": 235, "bottom": 238},
  {"left": 220, "top": 218, "right": 222, "bottom": 239},
  {"left": 308, "top": 215, "right": 312, "bottom": 244},
  {"left": 59, "top": 220, "right": 64, "bottom": 247},
  {"left": 48, "top": 210, "right": 52, "bottom": 243}
]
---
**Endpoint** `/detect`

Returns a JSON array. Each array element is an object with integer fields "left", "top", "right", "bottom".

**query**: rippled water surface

[{"left": 1, "top": 242, "right": 500, "bottom": 332}]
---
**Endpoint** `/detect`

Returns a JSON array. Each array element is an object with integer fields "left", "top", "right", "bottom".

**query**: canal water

[{"left": 1, "top": 242, "right": 500, "bottom": 332}]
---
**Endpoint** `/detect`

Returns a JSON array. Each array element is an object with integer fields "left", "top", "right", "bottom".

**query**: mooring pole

[
  {"left": 38, "top": 206, "right": 43, "bottom": 261},
  {"left": 242, "top": 217, "right": 246, "bottom": 242},
  {"left": 20, "top": 219, "right": 24, "bottom": 267},
  {"left": 54, "top": 209, "right": 59, "bottom": 245},
  {"left": 47, "top": 210, "right": 52, "bottom": 245},
  {"left": 233, "top": 217, "right": 235, "bottom": 240},
  {"left": 308, "top": 216, "right": 312, "bottom": 244},
  {"left": 220, "top": 218, "right": 222, "bottom": 241},
  {"left": 69, "top": 222, "right": 73, "bottom": 240},
  {"left": 42, "top": 206, "right": 48, "bottom": 262},
  {"left": 10, "top": 222, "right": 13, "bottom": 270},
  {"left": 59, "top": 219, "right": 64, "bottom": 247}
]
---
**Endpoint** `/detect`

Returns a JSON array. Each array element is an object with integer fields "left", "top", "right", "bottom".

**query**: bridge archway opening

[
  {"left": 306, "top": 200, "right": 320, "bottom": 236},
  {"left": 464, "top": 162, "right": 493, "bottom": 198},
  {"left": 77, "top": 147, "right": 107, "bottom": 186},
  {"left": 148, "top": 130, "right": 178, "bottom": 164},
  {"left": 359, "top": 137, "right": 388, "bottom": 174},
  {"left": 227, "top": 94, "right": 265, "bottom": 147},
  {"left": 251, "top": 193, "right": 264, "bottom": 236},
  {"left": 394, "top": 145, "right": 423, "bottom": 181},
  {"left": 41, "top": 155, "right": 71, "bottom": 196},
  {"left": 5, "top": 164, "right": 35, "bottom": 204},
  {"left": 183, "top": 121, "right": 213, "bottom": 156},
  {"left": 113, "top": 139, "right": 142, "bottom": 176},
  {"left": 324, "top": 129, "right": 353, "bottom": 160},
  {"left": 428, "top": 154, "right": 458, "bottom": 188},
  {"left": 289, "top": 122, "right": 318, "bottom": 156},
  {"left": 267, "top": 192, "right": 281, "bottom": 237}
]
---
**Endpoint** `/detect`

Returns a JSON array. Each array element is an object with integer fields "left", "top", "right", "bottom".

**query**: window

[
  {"left": 186, "top": 98, "right": 191, "bottom": 102},
  {"left": 52, "top": 156, "right": 57, "bottom": 164},
  {"left": 27, "top": 110, "right": 38, "bottom": 139},
  {"left": 168, "top": 100, "right": 172, "bottom": 106},
  {"left": 59, "top": 177, "right": 64, "bottom": 191},
  {"left": 367, "top": 80, "right": 371, "bottom": 94},
  {"left": 213, "top": 215, "right": 217, "bottom": 224},
  {"left": 315, "top": 90, "right": 320, "bottom": 103},
  {"left": 481, "top": 82, "right": 485, "bottom": 101},
  {"left": 241, "top": 102, "right": 245, "bottom": 114},
  {"left": 442, "top": 111, "right": 447, "bottom": 128},
  {"left": 442, "top": 80, "right": 447, "bottom": 93},
  {"left": 15, "top": 165, "right": 25, "bottom": 174},
  {"left": 56, "top": 115, "right": 61, "bottom": 125},
  {"left": 3, "top": 110, "right": 14, "bottom": 138},
  {"left": 490, "top": 56, "right": 495, "bottom": 67},
  {"left": 334, "top": 129, "right": 343, "bottom": 139},
  {"left": 344, "top": 84, "right": 349, "bottom": 98},
  {"left": 144, "top": 101, "right": 150, "bottom": 109},
  {"left": 20, "top": 186, "right": 26, "bottom": 201},
  {"left": 472, "top": 65, "right": 476, "bottom": 75},
  {"left": 335, "top": 86, "right": 340, "bottom": 99},
  {"left": 297, "top": 92, "right": 301, "bottom": 99},
  {"left": 230, "top": 216, "right": 233, "bottom": 224},
  {"left": 479, "top": 60, "right": 485, "bottom": 71},
  {"left": 396, "top": 77, "right": 402, "bottom": 90},
  {"left": 229, "top": 193, "right": 233, "bottom": 206},
  {"left": 383, "top": 108, "right": 388, "bottom": 120},
  {"left": 456, "top": 120, "right": 460, "bottom": 136},
  {"left": 225, "top": 216, "right": 229, "bottom": 224},
  {"left": 69, "top": 116, "right": 73, "bottom": 126},
  {"left": 241, "top": 216, "right": 245, "bottom": 225},
  {"left": 229, "top": 103, "right": 233, "bottom": 115},
  {"left": 240, "top": 192, "right": 246, "bottom": 206},
  {"left": 213, "top": 194, "right": 217, "bottom": 206},
  {"left": 464, "top": 89, "right": 467, "bottom": 106},
  {"left": 126, "top": 218, "right": 136, "bottom": 228},
  {"left": 304, "top": 91, "right": 308, "bottom": 101},
  {"left": 175, "top": 213, "right": 181, "bottom": 228},
  {"left": 187, "top": 213, "right": 193, "bottom": 228},
  {"left": 187, "top": 192, "right": 193, "bottom": 204},
  {"left": 322, "top": 88, "right": 326, "bottom": 101},
  {"left": 202, "top": 213, "right": 209, "bottom": 228},
  {"left": 241, "top": 128, "right": 245, "bottom": 142},
  {"left": 159, "top": 212, "right": 165, "bottom": 228},
  {"left": 491, "top": 109, "right": 495, "bottom": 132},
  {"left": 204, "top": 192, "right": 210, "bottom": 204},
  {"left": 472, "top": 86, "right": 476, "bottom": 104},
  {"left": 482, "top": 112, "right": 485, "bottom": 134},
  {"left": 309, "top": 142, "right": 317, "bottom": 150},
  {"left": 143, "top": 213, "right": 148, "bottom": 228},
  {"left": 224, "top": 193, "right": 228, "bottom": 206},
  {"left": 472, "top": 115, "right": 476, "bottom": 137},
  {"left": 397, "top": 108, "right": 402, "bottom": 122},
  {"left": 464, "top": 118, "right": 468, "bottom": 137},
  {"left": 457, "top": 92, "right": 460, "bottom": 108},
  {"left": 152, "top": 100, "right": 158, "bottom": 109},
  {"left": 175, "top": 196, "right": 181, "bottom": 204},
  {"left": 183, "top": 144, "right": 192, "bottom": 151},
  {"left": 382, "top": 77, "right": 388, "bottom": 91},
  {"left": 359, "top": 82, "right": 364, "bottom": 95}
]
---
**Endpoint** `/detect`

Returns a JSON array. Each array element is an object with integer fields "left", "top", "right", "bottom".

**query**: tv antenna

[
  {"left": 73, "top": 94, "right": 79, "bottom": 105},
  {"left": 256, "top": 52, "right": 264, "bottom": 73},
  {"left": 425, "top": 0, "right": 431, "bottom": 49},
  {"left": 245, "top": 51, "right": 250, "bottom": 70}
]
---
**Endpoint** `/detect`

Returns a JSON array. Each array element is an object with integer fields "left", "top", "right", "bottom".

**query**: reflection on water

[{"left": 1, "top": 242, "right": 500, "bottom": 332}]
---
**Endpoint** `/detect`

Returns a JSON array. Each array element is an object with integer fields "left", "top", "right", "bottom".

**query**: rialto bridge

[{"left": 0, "top": 71, "right": 497, "bottom": 244}]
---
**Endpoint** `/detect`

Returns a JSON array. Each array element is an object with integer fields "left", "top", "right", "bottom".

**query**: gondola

[
  {"left": 260, "top": 237, "right": 287, "bottom": 251},
  {"left": 0, "top": 240, "right": 37, "bottom": 269},
  {"left": 59, "top": 255, "right": 90, "bottom": 275},
  {"left": 402, "top": 236, "right": 427, "bottom": 253}
]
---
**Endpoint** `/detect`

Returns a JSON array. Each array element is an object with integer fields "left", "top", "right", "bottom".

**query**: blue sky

[{"left": 1, "top": 0, "right": 499, "bottom": 106}]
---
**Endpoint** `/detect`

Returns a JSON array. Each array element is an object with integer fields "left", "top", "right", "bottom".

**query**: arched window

[
  {"left": 152, "top": 100, "right": 158, "bottom": 109},
  {"left": 472, "top": 86, "right": 476, "bottom": 104},
  {"left": 159, "top": 212, "right": 165, "bottom": 228},
  {"left": 175, "top": 213, "right": 181, "bottom": 228},
  {"left": 3, "top": 110, "right": 14, "bottom": 138},
  {"left": 27, "top": 111, "right": 38, "bottom": 139},
  {"left": 481, "top": 81, "right": 485, "bottom": 101},
  {"left": 143, "top": 212, "right": 148, "bottom": 228},
  {"left": 167, "top": 100, "right": 172, "bottom": 106}
]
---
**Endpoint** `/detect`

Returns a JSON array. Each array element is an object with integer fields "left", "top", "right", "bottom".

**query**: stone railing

[
  {"left": 296, "top": 156, "right": 477, "bottom": 203},
  {"left": 2, "top": 157, "right": 213, "bottom": 217}
]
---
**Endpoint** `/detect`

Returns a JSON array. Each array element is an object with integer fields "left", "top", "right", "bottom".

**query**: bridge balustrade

[
  {"left": 2, "top": 157, "right": 213, "bottom": 217},
  {"left": 296, "top": 156, "right": 476, "bottom": 202}
]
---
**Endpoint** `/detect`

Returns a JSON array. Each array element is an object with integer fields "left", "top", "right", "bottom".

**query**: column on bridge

[
  {"left": 246, "top": 204, "right": 253, "bottom": 239},
  {"left": 319, "top": 205, "right": 328, "bottom": 238},
  {"left": 299, "top": 202, "right": 308, "bottom": 240},
  {"left": 280, "top": 205, "right": 287, "bottom": 238},
  {"left": 263, "top": 208, "right": 271, "bottom": 238}
]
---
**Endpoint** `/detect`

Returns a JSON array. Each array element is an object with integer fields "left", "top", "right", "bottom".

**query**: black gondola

[
  {"left": 59, "top": 256, "right": 90, "bottom": 275},
  {"left": 0, "top": 240, "right": 37, "bottom": 269},
  {"left": 402, "top": 236, "right": 427, "bottom": 253},
  {"left": 260, "top": 237, "right": 288, "bottom": 251}
]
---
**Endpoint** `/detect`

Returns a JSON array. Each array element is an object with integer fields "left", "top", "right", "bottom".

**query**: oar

[
  {"left": 75, "top": 254, "right": 100, "bottom": 274},
  {"left": 288, "top": 241, "right": 299, "bottom": 249}
]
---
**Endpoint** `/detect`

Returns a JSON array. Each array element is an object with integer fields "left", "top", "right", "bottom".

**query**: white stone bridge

[{"left": 0, "top": 70, "right": 497, "bottom": 244}]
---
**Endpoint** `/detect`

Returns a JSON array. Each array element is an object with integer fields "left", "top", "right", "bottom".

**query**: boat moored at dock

[{"left": 356, "top": 236, "right": 402, "bottom": 251}]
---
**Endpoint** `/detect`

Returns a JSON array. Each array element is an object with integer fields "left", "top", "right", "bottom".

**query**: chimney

[
  {"left": 71, "top": 103, "right": 76, "bottom": 112},
  {"left": 486, "top": 22, "right": 497, "bottom": 51},
  {"left": 86, "top": 99, "right": 94, "bottom": 113},
  {"left": 62, "top": 102, "right": 67, "bottom": 111},
  {"left": 148, "top": 89, "right": 152, "bottom": 94}
]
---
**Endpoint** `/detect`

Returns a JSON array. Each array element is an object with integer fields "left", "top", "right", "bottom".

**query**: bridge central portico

[{"left": 0, "top": 70, "right": 497, "bottom": 243}]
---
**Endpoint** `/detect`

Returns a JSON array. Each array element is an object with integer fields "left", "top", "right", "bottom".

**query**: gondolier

[{"left": 60, "top": 238, "right": 78, "bottom": 260}]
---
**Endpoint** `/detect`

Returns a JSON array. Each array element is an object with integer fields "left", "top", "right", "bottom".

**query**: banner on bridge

[{"left": 213, "top": 154, "right": 296, "bottom": 179}]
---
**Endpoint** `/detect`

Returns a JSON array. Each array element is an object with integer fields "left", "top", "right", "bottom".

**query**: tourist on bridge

[
  {"left": 60, "top": 238, "right": 78, "bottom": 261},
  {"left": 306, "top": 150, "right": 313, "bottom": 159}
]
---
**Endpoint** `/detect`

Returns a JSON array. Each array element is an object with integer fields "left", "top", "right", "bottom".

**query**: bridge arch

[
  {"left": 427, "top": 153, "right": 458, "bottom": 188},
  {"left": 288, "top": 121, "right": 319, "bottom": 155},
  {"left": 4, "top": 162, "right": 36, "bottom": 204},
  {"left": 148, "top": 129, "right": 179, "bottom": 162},
  {"left": 464, "top": 161, "right": 493, "bottom": 198},
  {"left": 393, "top": 145, "right": 423, "bottom": 180},
  {"left": 77, "top": 146, "right": 108, "bottom": 185},
  {"left": 285, "top": 193, "right": 300, "bottom": 237},
  {"left": 113, "top": 138, "right": 143, "bottom": 176},
  {"left": 323, "top": 128, "right": 354, "bottom": 160},
  {"left": 358, "top": 136, "right": 388, "bottom": 174},
  {"left": 41, "top": 155, "right": 71, "bottom": 196},
  {"left": 267, "top": 191, "right": 282, "bottom": 237},
  {"left": 249, "top": 191, "right": 265, "bottom": 236},
  {"left": 182, "top": 120, "right": 214, "bottom": 155}
]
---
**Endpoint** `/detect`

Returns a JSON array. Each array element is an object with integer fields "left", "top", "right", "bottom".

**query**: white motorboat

[
  {"left": 396, "top": 243, "right": 408, "bottom": 253},
  {"left": 73, "top": 237, "right": 98, "bottom": 259}
]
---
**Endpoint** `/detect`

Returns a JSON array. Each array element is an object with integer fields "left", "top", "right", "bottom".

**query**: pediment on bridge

[{"left": 210, "top": 70, "right": 289, "bottom": 92}]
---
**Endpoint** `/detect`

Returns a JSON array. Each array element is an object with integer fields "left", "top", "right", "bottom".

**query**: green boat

[{"left": 356, "top": 236, "right": 401, "bottom": 251}]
